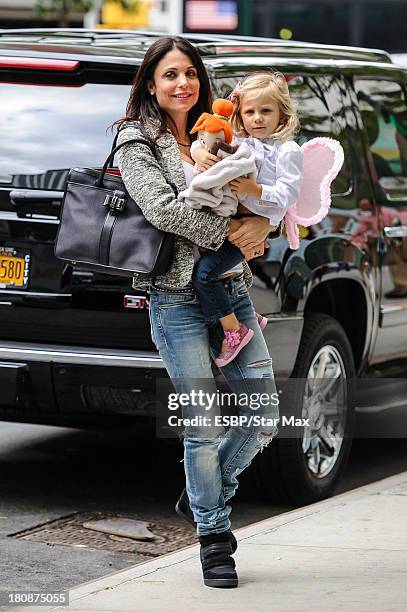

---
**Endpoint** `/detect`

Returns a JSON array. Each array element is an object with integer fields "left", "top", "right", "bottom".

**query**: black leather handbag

[{"left": 55, "top": 135, "right": 175, "bottom": 277}]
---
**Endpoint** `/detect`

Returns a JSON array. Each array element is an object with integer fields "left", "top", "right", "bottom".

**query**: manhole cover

[
  {"left": 83, "top": 518, "right": 159, "bottom": 541},
  {"left": 10, "top": 511, "right": 197, "bottom": 557}
]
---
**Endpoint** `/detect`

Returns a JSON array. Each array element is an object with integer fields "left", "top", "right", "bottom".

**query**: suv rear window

[{"left": 0, "top": 82, "right": 131, "bottom": 188}]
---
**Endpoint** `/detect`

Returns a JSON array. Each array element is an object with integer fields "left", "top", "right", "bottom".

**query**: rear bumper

[
  {"left": 0, "top": 341, "right": 166, "bottom": 425},
  {"left": 0, "top": 340, "right": 163, "bottom": 368}
]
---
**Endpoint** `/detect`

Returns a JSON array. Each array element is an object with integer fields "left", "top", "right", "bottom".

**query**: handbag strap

[
  {"left": 96, "top": 137, "right": 155, "bottom": 187},
  {"left": 96, "top": 135, "right": 179, "bottom": 197},
  {"left": 110, "top": 128, "right": 153, "bottom": 154}
]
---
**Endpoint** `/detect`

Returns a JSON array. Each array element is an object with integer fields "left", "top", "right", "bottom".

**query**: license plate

[{"left": 0, "top": 247, "right": 30, "bottom": 289}]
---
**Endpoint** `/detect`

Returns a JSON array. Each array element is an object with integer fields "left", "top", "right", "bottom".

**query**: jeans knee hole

[{"left": 256, "top": 430, "right": 275, "bottom": 452}]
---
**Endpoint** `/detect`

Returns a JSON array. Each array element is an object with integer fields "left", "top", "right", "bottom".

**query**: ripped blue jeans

[{"left": 148, "top": 276, "right": 279, "bottom": 536}]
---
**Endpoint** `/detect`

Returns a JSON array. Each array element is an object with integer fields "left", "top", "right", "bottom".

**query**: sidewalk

[{"left": 19, "top": 471, "right": 407, "bottom": 612}]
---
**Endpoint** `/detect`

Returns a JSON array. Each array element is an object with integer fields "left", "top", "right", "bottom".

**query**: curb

[{"left": 18, "top": 470, "right": 407, "bottom": 611}]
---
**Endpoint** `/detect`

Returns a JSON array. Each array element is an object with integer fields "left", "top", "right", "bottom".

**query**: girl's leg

[
  {"left": 148, "top": 289, "right": 232, "bottom": 536},
  {"left": 192, "top": 242, "right": 253, "bottom": 355},
  {"left": 192, "top": 241, "right": 244, "bottom": 324}
]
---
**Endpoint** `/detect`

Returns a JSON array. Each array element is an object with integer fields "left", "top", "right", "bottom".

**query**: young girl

[{"left": 191, "top": 72, "right": 303, "bottom": 367}]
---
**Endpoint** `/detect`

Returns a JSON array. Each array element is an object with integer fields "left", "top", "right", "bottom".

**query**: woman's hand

[
  {"left": 192, "top": 146, "right": 219, "bottom": 172},
  {"left": 227, "top": 218, "right": 243, "bottom": 237},
  {"left": 228, "top": 216, "right": 271, "bottom": 250},
  {"left": 241, "top": 240, "right": 270, "bottom": 261},
  {"left": 230, "top": 173, "right": 262, "bottom": 199}
]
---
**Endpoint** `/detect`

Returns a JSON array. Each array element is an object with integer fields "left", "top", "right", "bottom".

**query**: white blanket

[{"left": 178, "top": 143, "right": 256, "bottom": 217}]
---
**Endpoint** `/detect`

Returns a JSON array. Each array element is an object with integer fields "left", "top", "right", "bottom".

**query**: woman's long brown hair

[{"left": 114, "top": 36, "right": 212, "bottom": 147}]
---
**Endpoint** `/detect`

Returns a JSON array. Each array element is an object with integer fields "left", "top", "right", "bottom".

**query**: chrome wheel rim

[{"left": 302, "top": 345, "right": 347, "bottom": 479}]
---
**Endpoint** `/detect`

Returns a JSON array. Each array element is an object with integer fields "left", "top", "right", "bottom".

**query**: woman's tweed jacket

[{"left": 117, "top": 120, "right": 253, "bottom": 291}]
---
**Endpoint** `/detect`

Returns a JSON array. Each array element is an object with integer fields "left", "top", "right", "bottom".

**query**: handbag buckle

[{"left": 103, "top": 190, "right": 126, "bottom": 214}]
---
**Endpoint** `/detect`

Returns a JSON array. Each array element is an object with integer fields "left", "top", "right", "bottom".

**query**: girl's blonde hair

[{"left": 231, "top": 72, "right": 299, "bottom": 141}]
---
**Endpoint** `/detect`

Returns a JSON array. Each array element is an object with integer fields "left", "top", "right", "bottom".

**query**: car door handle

[
  {"left": 9, "top": 189, "right": 64, "bottom": 218},
  {"left": 384, "top": 225, "right": 407, "bottom": 239},
  {"left": 10, "top": 190, "right": 64, "bottom": 205}
]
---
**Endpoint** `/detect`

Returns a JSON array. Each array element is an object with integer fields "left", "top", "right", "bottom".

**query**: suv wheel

[{"left": 250, "top": 313, "right": 356, "bottom": 505}]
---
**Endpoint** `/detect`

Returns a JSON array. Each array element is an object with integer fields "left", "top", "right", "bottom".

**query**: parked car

[{"left": 1, "top": 29, "right": 407, "bottom": 504}]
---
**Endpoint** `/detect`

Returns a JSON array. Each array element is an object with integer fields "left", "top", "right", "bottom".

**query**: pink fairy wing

[{"left": 288, "top": 137, "right": 344, "bottom": 226}]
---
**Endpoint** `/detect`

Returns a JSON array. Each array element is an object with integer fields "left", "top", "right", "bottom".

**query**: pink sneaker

[
  {"left": 214, "top": 323, "right": 254, "bottom": 368},
  {"left": 256, "top": 313, "right": 268, "bottom": 331}
]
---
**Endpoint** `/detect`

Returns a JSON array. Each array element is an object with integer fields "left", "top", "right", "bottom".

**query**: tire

[{"left": 250, "top": 313, "right": 356, "bottom": 505}]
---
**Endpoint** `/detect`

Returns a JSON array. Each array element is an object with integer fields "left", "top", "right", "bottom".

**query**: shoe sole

[
  {"left": 204, "top": 578, "right": 238, "bottom": 588},
  {"left": 214, "top": 328, "right": 255, "bottom": 367},
  {"left": 259, "top": 317, "right": 268, "bottom": 331}
]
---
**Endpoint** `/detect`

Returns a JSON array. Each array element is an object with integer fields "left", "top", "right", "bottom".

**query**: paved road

[{"left": 1, "top": 421, "right": 406, "bottom": 596}]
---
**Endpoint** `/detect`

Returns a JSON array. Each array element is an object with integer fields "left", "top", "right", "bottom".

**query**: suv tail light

[{"left": 0, "top": 57, "right": 79, "bottom": 71}]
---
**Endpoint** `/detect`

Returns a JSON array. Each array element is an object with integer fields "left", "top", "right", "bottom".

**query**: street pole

[
  {"left": 83, "top": 0, "right": 103, "bottom": 29},
  {"left": 239, "top": 0, "right": 252, "bottom": 36},
  {"left": 170, "top": 0, "right": 183, "bottom": 34}
]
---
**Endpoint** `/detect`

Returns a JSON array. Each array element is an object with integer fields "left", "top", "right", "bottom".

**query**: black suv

[{"left": 1, "top": 29, "right": 407, "bottom": 505}]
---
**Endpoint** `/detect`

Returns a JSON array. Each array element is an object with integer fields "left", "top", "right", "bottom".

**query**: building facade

[
  {"left": 0, "top": 0, "right": 180, "bottom": 32},
  {"left": 0, "top": 1, "right": 406, "bottom": 54},
  {"left": 251, "top": 0, "right": 407, "bottom": 53},
  {"left": 0, "top": 0, "right": 83, "bottom": 28}
]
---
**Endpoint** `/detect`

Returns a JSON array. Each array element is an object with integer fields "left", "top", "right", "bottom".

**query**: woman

[{"left": 116, "top": 36, "right": 279, "bottom": 589}]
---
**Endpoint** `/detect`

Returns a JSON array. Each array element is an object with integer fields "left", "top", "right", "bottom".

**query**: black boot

[
  {"left": 199, "top": 533, "right": 238, "bottom": 588},
  {"left": 175, "top": 488, "right": 238, "bottom": 553}
]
